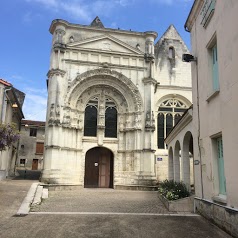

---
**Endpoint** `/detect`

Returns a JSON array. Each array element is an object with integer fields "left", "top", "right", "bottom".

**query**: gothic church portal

[{"left": 41, "top": 17, "right": 192, "bottom": 188}]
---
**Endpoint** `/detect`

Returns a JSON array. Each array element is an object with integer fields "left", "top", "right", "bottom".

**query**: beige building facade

[
  {"left": 41, "top": 17, "right": 192, "bottom": 188},
  {"left": 166, "top": 1, "right": 238, "bottom": 237},
  {"left": 17, "top": 120, "right": 45, "bottom": 171}
]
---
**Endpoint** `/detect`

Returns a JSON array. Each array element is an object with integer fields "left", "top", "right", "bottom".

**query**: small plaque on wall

[{"left": 157, "top": 157, "right": 163, "bottom": 161}]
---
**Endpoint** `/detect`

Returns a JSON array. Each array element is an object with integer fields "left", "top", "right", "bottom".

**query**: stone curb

[{"left": 16, "top": 182, "right": 39, "bottom": 216}]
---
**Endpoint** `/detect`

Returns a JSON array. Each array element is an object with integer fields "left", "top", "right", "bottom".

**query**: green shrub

[{"left": 158, "top": 179, "right": 190, "bottom": 201}]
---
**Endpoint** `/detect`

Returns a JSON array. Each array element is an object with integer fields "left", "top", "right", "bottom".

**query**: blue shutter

[
  {"left": 212, "top": 45, "right": 219, "bottom": 91},
  {"left": 217, "top": 137, "right": 226, "bottom": 195}
]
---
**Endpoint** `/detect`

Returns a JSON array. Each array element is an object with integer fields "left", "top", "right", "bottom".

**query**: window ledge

[
  {"left": 212, "top": 195, "right": 227, "bottom": 205},
  {"left": 206, "top": 90, "right": 219, "bottom": 102}
]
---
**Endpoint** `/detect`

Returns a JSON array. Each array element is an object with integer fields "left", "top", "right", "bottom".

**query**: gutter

[
  {"left": 1, "top": 87, "right": 11, "bottom": 123},
  {"left": 184, "top": 0, "right": 197, "bottom": 32}
]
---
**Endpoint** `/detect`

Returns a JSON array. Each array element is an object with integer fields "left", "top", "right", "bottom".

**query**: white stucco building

[
  {"left": 165, "top": 1, "right": 238, "bottom": 237},
  {"left": 41, "top": 17, "right": 192, "bottom": 189},
  {"left": 0, "top": 79, "right": 25, "bottom": 180}
]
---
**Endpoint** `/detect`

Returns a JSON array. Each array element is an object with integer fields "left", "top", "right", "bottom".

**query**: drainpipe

[
  {"left": 1, "top": 87, "right": 12, "bottom": 123},
  {"left": 184, "top": 20, "right": 204, "bottom": 200},
  {"left": 194, "top": 23, "right": 204, "bottom": 199}
]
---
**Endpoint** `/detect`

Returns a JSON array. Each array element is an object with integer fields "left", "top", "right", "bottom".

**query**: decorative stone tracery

[{"left": 66, "top": 68, "right": 143, "bottom": 112}]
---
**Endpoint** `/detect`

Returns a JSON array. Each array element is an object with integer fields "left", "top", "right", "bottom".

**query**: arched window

[
  {"left": 157, "top": 98, "right": 188, "bottom": 149},
  {"left": 168, "top": 46, "right": 175, "bottom": 59},
  {"left": 158, "top": 113, "right": 164, "bottom": 149},
  {"left": 83, "top": 96, "right": 118, "bottom": 138},
  {"left": 105, "top": 99, "right": 117, "bottom": 138},
  {"left": 84, "top": 97, "right": 98, "bottom": 137}
]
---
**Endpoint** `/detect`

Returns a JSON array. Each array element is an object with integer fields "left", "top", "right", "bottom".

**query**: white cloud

[
  {"left": 11, "top": 74, "right": 24, "bottom": 80},
  {"left": 149, "top": 0, "right": 192, "bottom": 6},
  {"left": 24, "top": 0, "right": 134, "bottom": 22},
  {"left": 25, "top": 0, "right": 58, "bottom": 8},
  {"left": 117, "top": 0, "right": 135, "bottom": 7}
]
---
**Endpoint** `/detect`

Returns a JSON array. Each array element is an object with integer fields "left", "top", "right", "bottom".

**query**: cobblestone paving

[{"left": 31, "top": 189, "right": 172, "bottom": 214}]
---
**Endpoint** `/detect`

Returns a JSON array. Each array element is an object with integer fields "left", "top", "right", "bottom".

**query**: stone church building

[{"left": 41, "top": 17, "right": 192, "bottom": 188}]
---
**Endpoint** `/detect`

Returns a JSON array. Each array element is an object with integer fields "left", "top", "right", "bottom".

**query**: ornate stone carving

[
  {"left": 145, "top": 111, "right": 155, "bottom": 131},
  {"left": 145, "top": 40, "right": 155, "bottom": 63},
  {"left": 145, "top": 111, "right": 151, "bottom": 127},
  {"left": 67, "top": 68, "right": 143, "bottom": 112},
  {"left": 134, "top": 113, "right": 142, "bottom": 129},
  {"left": 69, "top": 36, "right": 74, "bottom": 43},
  {"left": 98, "top": 90, "right": 105, "bottom": 126},
  {"left": 55, "top": 29, "right": 65, "bottom": 44},
  {"left": 119, "top": 115, "right": 124, "bottom": 131},
  {"left": 47, "top": 69, "right": 66, "bottom": 78},
  {"left": 48, "top": 103, "right": 61, "bottom": 126},
  {"left": 62, "top": 107, "right": 71, "bottom": 127}
]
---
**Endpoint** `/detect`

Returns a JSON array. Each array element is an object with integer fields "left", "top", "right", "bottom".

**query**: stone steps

[
  {"left": 17, "top": 183, "right": 49, "bottom": 215},
  {"left": 32, "top": 185, "right": 48, "bottom": 206}
]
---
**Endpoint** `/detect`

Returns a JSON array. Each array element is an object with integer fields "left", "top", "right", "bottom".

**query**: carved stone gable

[
  {"left": 67, "top": 35, "right": 142, "bottom": 55},
  {"left": 90, "top": 16, "right": 104, "bottom": 28}
]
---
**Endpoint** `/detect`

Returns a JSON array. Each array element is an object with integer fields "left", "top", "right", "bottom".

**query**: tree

[{"left": 0, "top": 123, "right": 20, "bottom": 151}]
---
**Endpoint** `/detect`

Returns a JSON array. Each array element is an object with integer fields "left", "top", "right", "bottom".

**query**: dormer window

[{"left": 168, "top": 47, "right": 175, "bottom": 59}]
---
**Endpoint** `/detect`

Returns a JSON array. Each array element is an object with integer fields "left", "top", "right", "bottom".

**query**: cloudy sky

[{"left": 0, "top": 0, "right": 193, "bottom": 121}]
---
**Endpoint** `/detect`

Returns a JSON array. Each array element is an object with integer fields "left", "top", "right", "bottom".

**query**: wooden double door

[{"left": 84, "top": 147, "right": 113, "bottom": 188}]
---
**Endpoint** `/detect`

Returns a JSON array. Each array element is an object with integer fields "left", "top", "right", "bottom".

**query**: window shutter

[
  {"left": 36, "top": 142, "right": 44, "bottom": 154},
  {"left": 212, "top": 45, "right": 219, "bottom": 91}
]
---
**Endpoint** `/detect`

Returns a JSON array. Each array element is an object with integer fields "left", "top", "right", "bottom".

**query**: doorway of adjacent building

[
  {"left": 32, "top": 159, "right": 38, "bottom": 170},
  {"left": 84, "top": 147, "right": 113, "bottom": 188}
]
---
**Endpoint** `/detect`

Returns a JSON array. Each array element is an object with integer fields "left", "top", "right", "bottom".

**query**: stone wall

[{"left": 195, "top": 198, "right": 238, "bottom": 238}]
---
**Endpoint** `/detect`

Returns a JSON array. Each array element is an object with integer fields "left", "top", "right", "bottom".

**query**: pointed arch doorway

[{"left": 84, "top": 147, "right": 114, "bottom": 188}]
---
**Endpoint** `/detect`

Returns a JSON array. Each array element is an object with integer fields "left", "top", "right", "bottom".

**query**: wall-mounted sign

[
  {"left": 200, "top": 0, "right": 216, "bottom": 27},
  {"left": 157, "top": 157, "right": 163, "bottom": 161}
]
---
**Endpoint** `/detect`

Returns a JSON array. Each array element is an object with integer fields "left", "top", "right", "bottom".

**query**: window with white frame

[{"left": 157, "top": 98, "right": 188, "bottom": 149}]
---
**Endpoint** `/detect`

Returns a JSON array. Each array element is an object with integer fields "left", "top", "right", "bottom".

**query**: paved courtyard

[
  {"left": 31, "top": 189, "right": 170, "bottom": 214},
  {"left": 0, "top": 172, "right": 233, "bottom": 238}
]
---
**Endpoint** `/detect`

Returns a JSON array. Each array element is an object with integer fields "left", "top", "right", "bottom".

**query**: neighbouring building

[
  {"left": 165, "top": 1, "right": 238, "bottom": 237},
  {"left": 17, "top": 120, "right": 45, "bottom": 170},
  {"left": 0, "top": 79, "right": 25, "bottom": 180},
  {"left": 41, "top": 17, "right": 192, "bottom": 188}
]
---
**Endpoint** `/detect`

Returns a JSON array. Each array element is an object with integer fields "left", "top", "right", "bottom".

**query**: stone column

[
  {"left": 168, "top": 147, "right": 174, "bottom": 180},
  {"left": 181, "top": 145, "right": 191, "bottom": 190},
  {"left": 138, "top": 31, "right": 158, "bottom": 185},
  {"left": 173, "top": 145, "right": 181, "bottom": 182}
]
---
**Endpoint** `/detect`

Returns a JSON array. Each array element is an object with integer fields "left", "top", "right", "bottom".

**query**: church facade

[{"left": 41, "top": 17, "right": 192, "bottom": 188}]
